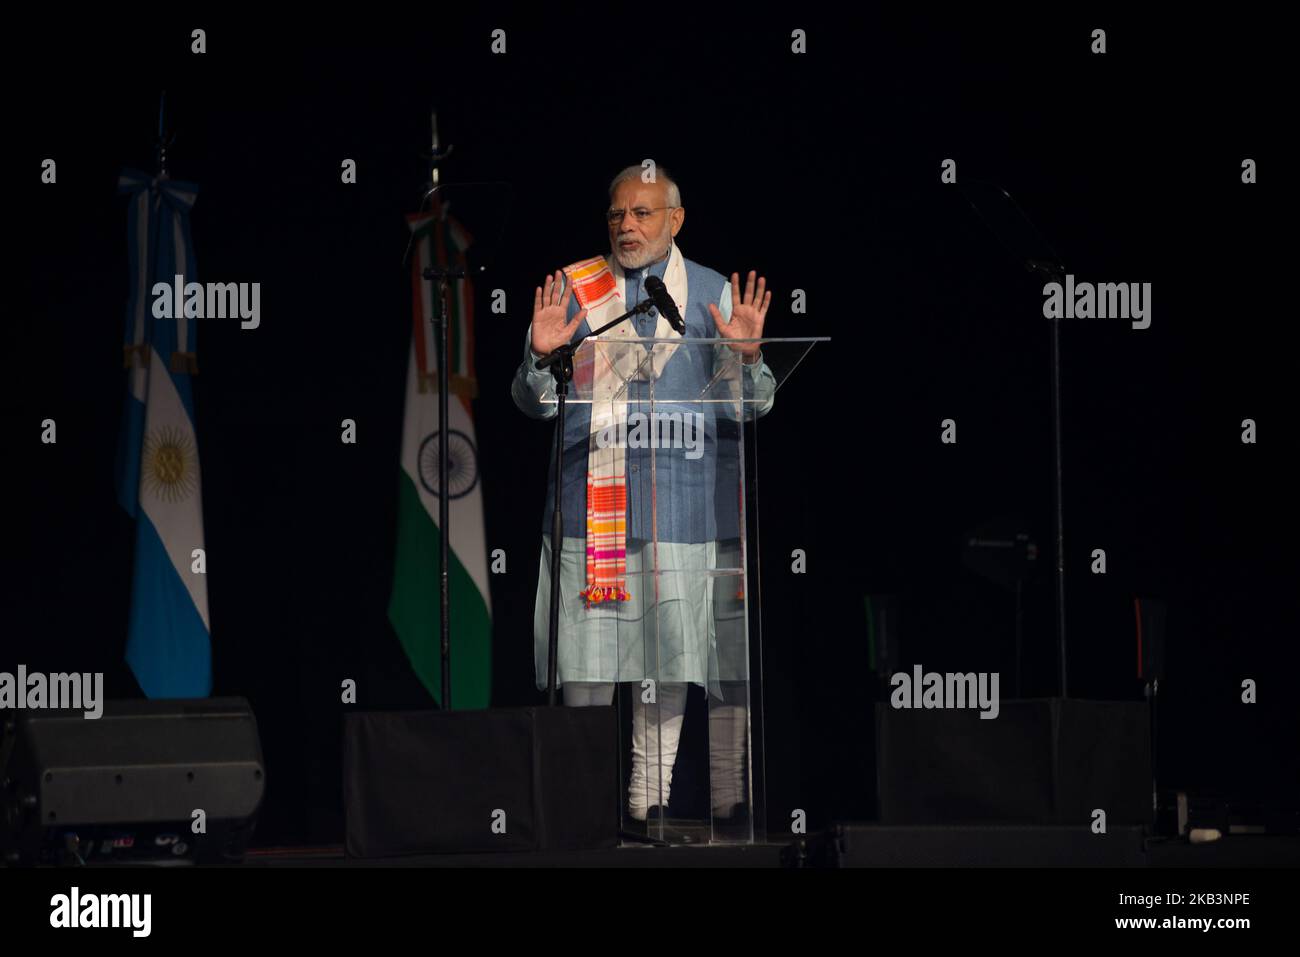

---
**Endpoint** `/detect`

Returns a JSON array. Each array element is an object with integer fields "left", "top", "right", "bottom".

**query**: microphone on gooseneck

[{"left": 644, "top": 275, "right": 686, "bottom": 335}]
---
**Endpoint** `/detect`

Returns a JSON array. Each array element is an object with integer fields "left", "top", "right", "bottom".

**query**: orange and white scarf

[{"left": 562, "top": 241, "right": 688, "bottom": 605}]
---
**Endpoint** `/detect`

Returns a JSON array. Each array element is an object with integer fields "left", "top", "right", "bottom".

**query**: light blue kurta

[{"left": 513, "top": 251, "right": 774, "bottom": 696}]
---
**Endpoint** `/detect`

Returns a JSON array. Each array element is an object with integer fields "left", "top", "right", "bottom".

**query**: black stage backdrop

[{"left": 11, "top": 10, "right": 1296, "bottom": 846}]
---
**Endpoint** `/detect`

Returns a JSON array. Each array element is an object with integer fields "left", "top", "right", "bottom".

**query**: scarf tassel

[{"left": 581, "top": 584, "right": 630, "bottom": 607}]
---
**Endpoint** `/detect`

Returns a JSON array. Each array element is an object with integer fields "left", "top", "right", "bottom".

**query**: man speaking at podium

[{"left": 512, "top": 164, "right": 776, "bottom": 833}]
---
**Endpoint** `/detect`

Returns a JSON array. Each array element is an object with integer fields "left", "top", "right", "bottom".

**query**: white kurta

[{"left": 513, "top": 255, "right": 773, "bottom": 697}]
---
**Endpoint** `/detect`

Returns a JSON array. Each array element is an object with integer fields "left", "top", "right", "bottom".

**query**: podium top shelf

[{"left": 542, "top": 336, "right": 829, "bottom": 405}]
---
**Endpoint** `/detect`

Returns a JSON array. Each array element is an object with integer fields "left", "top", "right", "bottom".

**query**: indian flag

[{"left": 387, "top": 209, "right": 492, "bottom": 708}]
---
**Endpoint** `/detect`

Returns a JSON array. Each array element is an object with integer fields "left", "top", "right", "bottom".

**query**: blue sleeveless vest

[{"left": 540, "top": 253, "right": 738, "bottom": 543}]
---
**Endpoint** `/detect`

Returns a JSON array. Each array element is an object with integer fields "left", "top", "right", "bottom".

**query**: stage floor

[
  {"left": 242, "top": 841, "right": 791, "bottom": 868},
  {"left": 229, "top": 828, "right": 1300, "bottom": 868}
]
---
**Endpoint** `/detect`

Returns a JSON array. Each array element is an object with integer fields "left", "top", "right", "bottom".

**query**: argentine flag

[{"left": 115, "top": 169, "right": 211, "bottom": 698}]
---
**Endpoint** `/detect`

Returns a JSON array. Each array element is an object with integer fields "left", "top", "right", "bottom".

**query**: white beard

[{"left": 613, "top": 232, "right": 671, "bottom": 270}]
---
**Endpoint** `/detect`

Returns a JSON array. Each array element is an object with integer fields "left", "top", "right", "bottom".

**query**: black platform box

[
  {"left": 344, "top": 705, "right": 619, "bottom": 856},
  {"left": 876, "top": 697, "right": 1151, "bottom": 826}
]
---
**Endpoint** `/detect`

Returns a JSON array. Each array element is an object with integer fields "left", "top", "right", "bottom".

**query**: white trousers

[{"left": 563, "top": 681, "right": 747, "bottom": 820}]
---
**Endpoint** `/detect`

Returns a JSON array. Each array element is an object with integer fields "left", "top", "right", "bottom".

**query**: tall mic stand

[
  {"left": 422, "top": 258, "right": 466, "bottom": 709},
  {"left": 1027, "top": 258, "right": 1069, "bottom": 698},
  {"left": 962, "top": 182, "right": 1072, "bottom": 698},
  {"left": 535, "top": 300, "right": 656, "bottom": 705},
  {"left": 404, "top": 170, "right": 510, "bottom": 712}
]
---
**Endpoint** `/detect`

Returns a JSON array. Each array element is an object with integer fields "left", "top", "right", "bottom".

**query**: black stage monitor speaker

[
  {"left": 876, "top": 697, "right": 1151, "bottom": 826},
  {"left": 344, "top": 705, "right": 619, "bottom": 857},
  {"left": 1, "top": 698, "right": 265, "bottom": 866}
]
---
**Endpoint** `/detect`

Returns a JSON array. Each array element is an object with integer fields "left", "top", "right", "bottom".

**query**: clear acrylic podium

[{"left": 541, "top": 335, "right": 824, "bottom": 845}]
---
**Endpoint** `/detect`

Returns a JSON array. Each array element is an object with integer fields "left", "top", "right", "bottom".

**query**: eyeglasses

[{"left": 606, "top": 206, "right": 678, "bottom": 225}]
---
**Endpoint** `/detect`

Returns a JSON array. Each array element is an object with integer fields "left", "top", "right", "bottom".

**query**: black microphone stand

[
  {"left": 404, "top": 178, "right": 508, "bottom": 712},
  {"left": 962, "top": 183, "right": 1073, "bottom": 698},
  {"left": 417, "top": 117, "right": 457, "bottom": 710},
  {"left": 1027, "top": 258, "right": 1069, "bottom": 698},
  {"left": 422, "top": 256, "right": 466, "bottom": 709},
  {"left": 535, "top": 300, "right": 656, "bottom": 705}
]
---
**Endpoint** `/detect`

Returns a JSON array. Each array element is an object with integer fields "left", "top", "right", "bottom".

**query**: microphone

[{"left": 644, "top": 276, "right": 686, "bottom": 335}]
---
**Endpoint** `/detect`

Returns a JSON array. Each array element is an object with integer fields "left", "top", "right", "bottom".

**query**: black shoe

[
  {"left": 620, "top": 806, "right": 692, "bottom": 845},
  {"left": 712, "top": 803, "right": 752, "bottom": 838}
]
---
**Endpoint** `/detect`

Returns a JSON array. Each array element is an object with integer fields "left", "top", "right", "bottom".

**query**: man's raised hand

[
  {"left": 531, "top": 270, "right": 587, "bottom": 356},
  {"left": 709, "top": 270, "right": 771, "bottom": 361}
]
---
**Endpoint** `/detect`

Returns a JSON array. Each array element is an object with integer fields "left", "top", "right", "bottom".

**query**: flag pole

[
  {"left": 154, "top": 91, "right": 172, "bottom": 179},
  {"left": 402, "top": 111, "right": 460, "bottom": 709}
]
